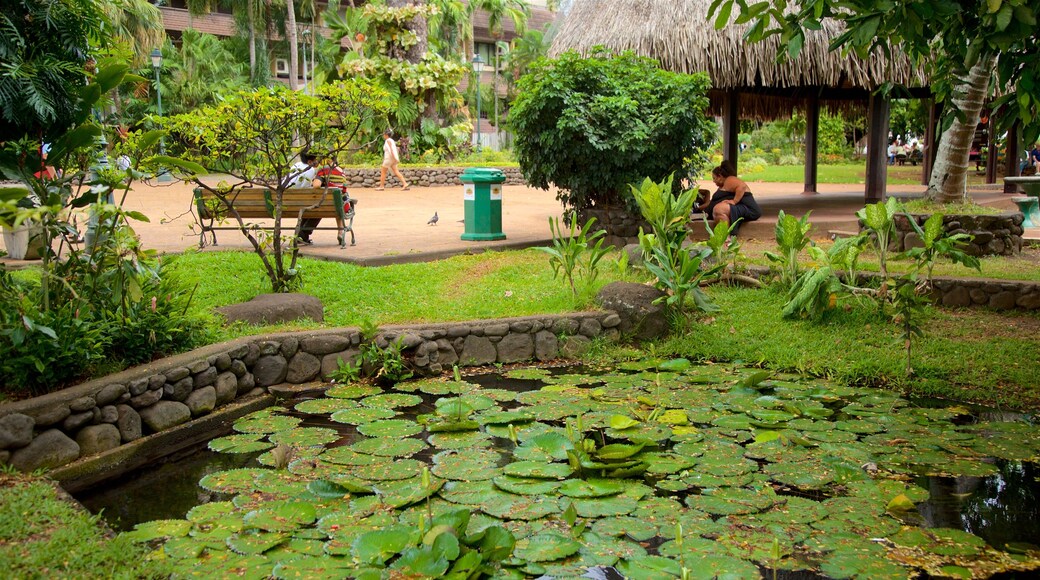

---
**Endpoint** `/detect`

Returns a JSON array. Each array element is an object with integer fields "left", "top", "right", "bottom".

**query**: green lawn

[{"left": 744, "top": 162, "right": 994, "bottom": 186}]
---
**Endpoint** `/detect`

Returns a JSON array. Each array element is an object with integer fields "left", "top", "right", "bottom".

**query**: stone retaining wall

[
  {"left": 578, "top": 207, "right": 649, "bottom": 249},
  {"left": 337, "top": 166, "right": 526, "bottom": 188},
  {"left": 886, "top": 213, "right": 1024, "bottom": 256},
  {"left": 0, "top": 312, "right": 618, "bottom": 474}
]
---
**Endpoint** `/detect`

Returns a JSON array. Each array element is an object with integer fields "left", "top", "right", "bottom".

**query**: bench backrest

[{"left": 194, "top": 187, "right": 348, "bottom": 220}]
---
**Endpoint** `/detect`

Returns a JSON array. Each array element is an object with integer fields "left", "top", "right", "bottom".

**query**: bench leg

[{"left": 347, "top": 214, "right": 356, "bottom": 246}]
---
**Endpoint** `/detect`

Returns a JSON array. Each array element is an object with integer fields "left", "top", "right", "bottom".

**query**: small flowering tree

[{"left": 165, "top": 80, "right": 393, "bottom": 293}]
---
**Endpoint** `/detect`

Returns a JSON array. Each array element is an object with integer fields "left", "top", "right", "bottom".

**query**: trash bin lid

[{"left": 460, "top": 167, "right": 506, "bottom": 184}]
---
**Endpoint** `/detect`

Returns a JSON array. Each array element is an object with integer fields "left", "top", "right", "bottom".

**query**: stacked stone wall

[
  {"left": 0, "top": 312, "right": 619, "bottom": 473},
  {"left": 882, "top": 213, "right": 1025, "bottom": 256},
  {"left": 578, "top": 208, "right": 650, "bottom": 249},
  {"left": 336, "top": 166, "right": 527, "bottom": 188}
]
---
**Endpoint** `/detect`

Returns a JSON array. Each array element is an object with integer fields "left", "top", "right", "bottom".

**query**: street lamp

[
  {"left": 472, "top": 53, "right": 485, "bottom": 151},
  {"left": 150, "top": 48, "right": 171, "bottom": 181}
]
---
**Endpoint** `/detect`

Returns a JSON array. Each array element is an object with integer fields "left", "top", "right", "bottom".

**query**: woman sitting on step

[{"left": 696, "top": 159, "right": 761, "bottom": 235}]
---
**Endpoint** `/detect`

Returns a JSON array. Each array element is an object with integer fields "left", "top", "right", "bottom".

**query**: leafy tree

[
  {"left": 159, "top": 30, "right": 251, "bottom": 116},
  {"left": 510, "top": 49, "right": 716, "bottom": 212},
  {"left": 165, "top": 81, "right": 393, "bottom": 293},
  {"left": 709, "top": 0, "right": 1040, "bottom": 202},
  {"left": 0, "top": 0, "right": 107, "bottom": 143}
]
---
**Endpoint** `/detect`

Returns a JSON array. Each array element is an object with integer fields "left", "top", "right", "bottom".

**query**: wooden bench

[{"left": 193, "top": 187, "right": 356, "bottom": 248}]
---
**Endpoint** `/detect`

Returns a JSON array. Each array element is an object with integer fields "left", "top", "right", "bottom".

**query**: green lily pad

[
  {"left": 431, "top": 449, "right": 502, "bottom": 482},
  {"left": 350, "top": 458, "right": 424, "bottom": 481},
  {"left": 764, "top": 460, "right": 836, "bottom": 489},
  {"left": 307, "top": 479, "right": 373, "bottom": 498},
  {"left": 357, "top": 419, "right": 423, "bottom": 438},
  {"left": 559, "top": 478, "right": 624, "bottom": 498},
  {"left": 504, "top": 368, "right": 552, "bottom": 380},
  {"left": 233, "top": 412, "right": 301, "bottom": 434},
  {"left": 325, "top": 384, "right": 382, "bottom": 399},
  {"left": 480, "top": 492, "right": 560, "bottom": 521},
  {"left": 591, "top": 516, "right": 659, "bottom": 542},
  {"left": 123, "top": 519, "right": 192, "bottom": 542},
  {"left": 268, "top": 427, "right": 340, "bottom": 447},
  {"left": 374, "top": 477, "right": 445, "bottom": 508},
  {"left": 330, "top": 407, "right": 397, "bottom": 425},
  {"left": 271, "top": 556, "right": 355, "bottom": 579},
  {"left": 427, "top": 430, "right": 492, "bottom": 450},
  {"left": 514, "top": 533, "right": 581, "bottom": 562},
  {"left": 360, "top": 393, "right": 423, "bottom": 409},
  {"left": 198, "top": 468, "right": 266, "bottom": 494},
  {"left": 513, "top": 432, "right": 575, "bottom": 462},
  {"left": 413, "top": 379, "right": 479, "bottom": 395},
  {"left": 685, "top": 486, "right": 780, "bottom": 516},
  {"left": 352, "top": 527, "right": 416, "bottom": 564},
  {"left": 890, "top": 527, "right": 987, "bottom": 557},
  {"left": 293, "top": 398, "right": 359, "bottom": 414},
  {"left": 572, "top": 496, "right": 638, "bottom": 518},
  {"left": 320, "top": 447, "right": 385, "bottom": 466},
  {"left": 351, "top": 437, "right": 427, "bottom": 457},
  {"left": 226, "top": 529, "right": 288, "bottom": 555},
  {"left": 503, "top": 461, "right": 573, "bottom": 479},
  {"left": 493, "top": 475, "right": 562, "bottom": 495},
  {"left": 243, "top": 501, "right": 317, "bottom": 532},
  {"left": 209, "top": 433, "right": 274, "bottom": 454},
  {"left": 477, "top": 410, "right": 536, "bottom": 425},
  {"left": 616, "top": 555, "right": 683, "bottom": 578},
  {"left": 186, "top": 501, "right": 237, "bottom": 524}
]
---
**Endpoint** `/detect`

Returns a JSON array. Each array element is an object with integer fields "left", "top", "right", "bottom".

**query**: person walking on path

[{"left": 377, "top": 130, "right": 410, "bottom": 191}]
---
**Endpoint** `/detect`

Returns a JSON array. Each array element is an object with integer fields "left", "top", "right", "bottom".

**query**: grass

[
  {"left": 589, "top": 286, "right": 1040, "bottom": 411},
  {"left": 0, "top": 470, "right": 169, "bottom": 579},
  {"left": 165, "top": 248, "right": 626, "bottom": 341},
  {"left": 744, "top": 162, "right": 995, "bottom": 186}
]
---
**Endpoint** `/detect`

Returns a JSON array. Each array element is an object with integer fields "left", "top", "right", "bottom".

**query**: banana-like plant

[{"left": 765, "top": 210, "right": 814, "bottom": 288}]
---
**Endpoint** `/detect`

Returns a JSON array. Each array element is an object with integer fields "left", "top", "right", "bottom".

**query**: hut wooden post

[
  {"left": 985, "top": 113, "right": 998, "bottom": 184},
  {"left": 723, "top": 90, "right": 740, "bottom": 170},
  {"left": 923, "top": 99, "right": 939, "bottom": 185},
  {"left": 1004, "top": 121, "right": 1021, "bottom": 193},
  {"left": 803, "top": 93, "right": 820, "bottom": 195},
  {"left": 865, "top": 93, "right": 889, "bottom": 203}
]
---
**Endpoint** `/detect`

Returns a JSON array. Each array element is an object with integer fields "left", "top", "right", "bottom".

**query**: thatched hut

[{"left": 550, "top": 0, "right": 932, "bottom": 200}]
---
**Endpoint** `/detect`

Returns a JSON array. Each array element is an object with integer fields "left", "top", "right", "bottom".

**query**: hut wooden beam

[
  {"left": 865, "top": 93, "right": 889, "bottom": 203},
  {"left": 723, "top": 91, "right": 740, "bottom": 170},
  {"left": 1004, "top": 122, "right": 1021, "bottom": 193},
  {"left": 803, "top": 93, "right": 820, "bottom": 195},
  {"left": 923, "top": 100, "right": 940, "bottom": 185},
  {"left": 985, "top": 114, "right": 998, "bottom": 184}
]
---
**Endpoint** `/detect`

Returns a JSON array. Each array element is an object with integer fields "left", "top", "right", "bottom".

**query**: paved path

[{"left": 1, "top": 176, "right": 1034, "bottom": 267}]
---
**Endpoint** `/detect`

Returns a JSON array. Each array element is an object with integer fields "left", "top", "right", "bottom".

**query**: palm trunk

[
  {"left": 286, "top": 0, "right": 299, "bottom": 91},
  {"left": 927, "top": 55, "right": 995, "bottom": 203},
  {"left": 248, "top": 0, "right": 257, "bottom": 83}
]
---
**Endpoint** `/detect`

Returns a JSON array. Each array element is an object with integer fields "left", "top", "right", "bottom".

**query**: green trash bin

[{"left": 460, "top": 167, "right": 507, "bottom": 241}]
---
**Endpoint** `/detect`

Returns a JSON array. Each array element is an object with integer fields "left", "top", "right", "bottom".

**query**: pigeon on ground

[{"left": 428, "top": 211, "right": 439, "bottom": 225}]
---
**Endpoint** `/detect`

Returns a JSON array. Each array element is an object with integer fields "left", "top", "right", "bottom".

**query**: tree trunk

[
  {"left": 286, "top": 0, "right": 299, "bottom": 91},
  {"left": 386, "top": 0, "right": 427, "bottom": 64},
  {"left": 248, "top": 0, "right": 257, "bottom": 84},
  {"left": 927, "top": 55, "right": 995, "bottom": 203}
]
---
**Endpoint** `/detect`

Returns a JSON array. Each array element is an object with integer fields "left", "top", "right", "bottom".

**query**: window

[{"left": 275, "top": 58, "right": 290, "bottom": 78}]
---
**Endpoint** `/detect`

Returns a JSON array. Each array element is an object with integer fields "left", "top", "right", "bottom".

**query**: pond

[{"left": 80, "top": 361, "right": 1040, "bottom": 578}]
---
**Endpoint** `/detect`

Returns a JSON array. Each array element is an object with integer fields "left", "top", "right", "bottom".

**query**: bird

[{"left": 427, "top": 211, "right": 439, "bottom": 225}]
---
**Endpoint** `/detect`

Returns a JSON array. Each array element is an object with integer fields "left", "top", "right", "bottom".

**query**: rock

[
  {"left": 459, "top": 335, "right": 496, "bottom": 366},
  {"left": 988, "top": 291, "right": 1018, "bottom": 310},
  {"left": 497, "top": 334, "right": 534, "bottom": 364},
  {"left": 213, "top": 353, "right": 232, "bottom": 372},
  {"left": 253, "top": 355, "right": 288, "bottom": 387},
  {"left": 188, "top": 360, "right": 209, "bottom": 374},
  {"left": 230, "top": 359, "right": 248, "bottom": 377},
  {"left": 596, "top": 282, "right": 669, "bottom": 340},
  {"left": 63, "top": 411, "right": 94, "bottom": 432},
  {"left": 128, "top": 379, "right": 149, "bottom": 396},
  {"left": 280, "top": 337, "right": 300, "bottom": 359},
  {"left": 33, "top": 405, "right": 70, "bottom": 427},
  {"left": 968, "top": 288, "right": 988, "bottom": 304},
  {"left": 165, "top": 367, "right": 190, "bottom": 382},
  {"left": 287, "top": 352, "right": 321, "bottom": 383},
  {"left": 321, "top": 350, "right": 361, "bottom": 380},
  {"left": 903, "top": 232, "right": 924, "bottom": 250},
  {"left": 76, "top": 424, "right": 121, "bottom": 456},
  {"left": 237, "top": 373, "right": 256, "bottom": 394},
  {"left": 95, "top": 384, "right": 127, "bottom": 406},
  {"left": 164, "top": 377, "right": 194, "bottom": 402},
  {"left": 623, "top": 243, "right": 643, "bottom": 268},
  {"left": 215, "top": 293, "right": 324, "bottom": 325},
  {"left": 510, "top": 321, "right": 533, "bottom": 333},
  {"left": 194, "top": 367, "right": 218, "bottom": 388},
  {"left": 941, "top": 286, "right": 972, "bottom": 308},
  {"left": 534, "top": 331, "right": 559, "bottom": 361},
  {"left": 1016, "top": 292, "right": 1040, "bottom": 309},
  {"left": 214, "top": 372, "right": 239, "bottom": 405},
  {"left": 9, "top": 429, "right": 80, "bottom": 471},
  {"left": 148, "top": 374, "right": 166, "bottom": 390},
  {"left": 436, "top": 340, "right": 459, "bottom": 367},
  {"left": 0, "top": 413, "right": 35, "bottom": 449},
  {"left": 185, "top": 387, "right": 217, "bottom": 417},
  {"left": 140, "top": 401, "right": 192, "bottom": 433},
  {"left": 601, "top": 313, "right": 622, "bottom": 328},
  {"left": 579, "top": 318, "right": 602, "bottom": 338},
  {"left": 99, "top": 405, "right": 118, "bottom": 424},
  {"left": 116, "top": 405, "right": 142, "bottom": 442},
  {"left": 259, "top": 341, "right": 281, "bottom": 355},
  {"left": 484, "top": 323, "right": 510, "bottom": 337},
  {"left": 241, "top": 343, "right": 260, "bottom": 367},
  {"left": 129, "top": 388, "right": 162, "bottom": 409},
  {"left": 560, "top": 335, "right": 592, "bottom": 358},
  {"left": 69, "top": 396, "right": 96, "bottom": 413},
  {"left": 552, "top": 318, "right": 580, "bottom": 336},
  {"left": 300, "top": 335, "right": 352, "bottom": 356}
]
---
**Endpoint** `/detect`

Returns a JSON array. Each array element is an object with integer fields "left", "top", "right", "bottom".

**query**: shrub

[
  {"left": 778, "top": 154, "right": 801, "bottom": 166},
  {"left": 743, "top": 157, "right": 769, "bottom": 174},
  {"left": 510, "top": 49, "right": 715, "bottom": 212}
]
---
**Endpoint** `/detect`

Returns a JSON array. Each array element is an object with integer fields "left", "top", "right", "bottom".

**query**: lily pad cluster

[{"left": 123, "top": 360, "right": 1040, "bottom": 578}]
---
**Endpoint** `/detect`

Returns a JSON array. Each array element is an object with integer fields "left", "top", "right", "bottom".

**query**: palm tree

[
  {"left": 285, "top": 0, "right": 299, "bottom": 90},
  {"left": 103, "top": 0, "right": 166, "bottom": 66},
  {"left": 471, "top": 0, "right": 529, "bottom": 40},
  {"left": 428, "top": 0, "right": 470, "bottom": 60}
]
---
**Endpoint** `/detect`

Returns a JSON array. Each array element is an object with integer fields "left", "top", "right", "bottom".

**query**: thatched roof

[{"left": 551, "top": 0, "right": 929, "bottom": 118}]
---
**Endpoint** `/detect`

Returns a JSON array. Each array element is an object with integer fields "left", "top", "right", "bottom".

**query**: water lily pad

[
  {"left": 572, "top": 496, "right": 638, "bottom": 518},
  {"left": 890, "top": 527, "right": 986, "bottom": 557},
  {"left": 427, "top": 430, "right": 492, "bottom": 450},
  {"left": 352, "top": 527, "right": 416, "bottom": 564},
  {"left": 412, "top": 379, "right": 479, "bottom": 395},
  {"left": 321, "top": 447, "right": 385, "bottom": 466},
  {"left": 559, "top": 478, "right": 624, "bottom": 498},
  {"left": 503, "top": 461, "right": 573, "bottom": 479},
  {"left": 431, "top": 449, "right": 502, "bottom": 482},
  {"left": 325, "top": 384, "right": 382, "bottom": 399},
  {"left": 493, "top": 475, "right": 562, "bottom": 495},
  {"left": 480, "top": 492, "right": 560, "bottom": 521},
  {"left": 123, "top": 519, "right": 192, "bottom": 542},
  {"left": 209, "top": 433, "right": 274, "bottom": 454},
  {"left": 374, "top": 477, "right": 445, "bottom": 508},
  {"left": 514, "top": 533, "right": 581, "bottom": 562},
  {"left": 226, "top": 529, "right": 287, "bottom": 555},
  {"left": 477, "top": 410, "right": 536, "bottom": 425},
  {"left": 834, "top": 419, "right": 886, "bottom": 434},
  {"left": 504, "top": 368, "right": 552, "bottom": 380},
  {"left": 307, "top": 479, "right": 373, "bottom": 498},
  {"left": 350, "top": 458, "right": 424, "bottom": 481},
  {"left": 330, "top": 407, "right": 397, "bottom": 425},
  {"left": 269, "top": 427, "right": 340, "bottom": 447},
  {"left": 186, "top": 501, "right": 237, "bottom": 524},
  {"left": 233, "top": 412, "right": 301, "bottom": 434},
  {"left": 293, "top": 398, "right": 359, "bottom": 414},
  {"left": 360, "top": 393, "right": 423, "bottom": 409},
  {"left": 243, "top": 501, "right": 317, "bottom": 532},
  {"left": 591, "top": 516, "right": 659, "bottom": 542},
  {"left": 351, "top": 437, "right": 427, "bottom": 457},
  {"left": 616, "top": 555, "right": 683, "bottom": 578},
  {"left": 685, "top": 486, "right": 780, "bottom": 516},
  {"left": 643, "top": 452, "right": 698, "bottom": 475},
  {"left": 514, "top": 432, "right": 575, "bottom": 462},
  {"left": 764, "top": 460, "right": 836, "bottom": 490},
  {"left": 271, "top": 556, "right": 355, "bottom": 579},
  {"left": 199, "top": 468, "right": 266, "bottom": 494},
  {"left": 357, "top": 419, "right": 423, "bottom": 438}
]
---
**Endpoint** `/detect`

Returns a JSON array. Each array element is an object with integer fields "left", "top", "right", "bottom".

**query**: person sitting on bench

[{"left": 696, "top": 159, "right": 761, "bottom": 236}]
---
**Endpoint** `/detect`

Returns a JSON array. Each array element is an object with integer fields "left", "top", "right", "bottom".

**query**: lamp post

[
  {"left": 472, "top": 53, "right": 485, "bottom": 151},
  {"left": 150, "top": 48, "right": 171, "bottom": 181}
]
